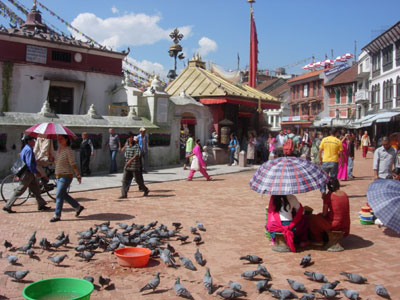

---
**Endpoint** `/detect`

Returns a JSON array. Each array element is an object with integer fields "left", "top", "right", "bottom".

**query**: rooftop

[
  {"left": 287, "top": 69, "right": 326, "bottom": 84},
  {"left": 325, "top": 64, "right": 358, "bottom": 87}
]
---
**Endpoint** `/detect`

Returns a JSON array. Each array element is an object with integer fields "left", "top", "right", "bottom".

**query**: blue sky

[{"left": 2, "top": 0, "right": 399, "bottom": 79}]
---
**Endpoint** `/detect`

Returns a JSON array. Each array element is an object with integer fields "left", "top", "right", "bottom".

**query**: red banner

[{"left": 248, "top": 10, "right": 258, "bottom": 88}]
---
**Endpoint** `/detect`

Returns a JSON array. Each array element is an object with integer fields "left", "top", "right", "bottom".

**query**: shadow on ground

[
  {"left": 383, "top": 227, "right": 400, "bottom": 237},
  {"left": 342, "top": 234, "right": 373, "bottom": 249},
  {"left": 65, "top": 213, "right": 136, "bottom": 222}
]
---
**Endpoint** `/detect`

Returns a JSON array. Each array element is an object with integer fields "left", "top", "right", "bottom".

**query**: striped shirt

[
  {"left": 55, "top": 146, "right": 77, "bottom": 178},
  {"left": 124, "top": 144, "right": 141, "bottom": 171}
]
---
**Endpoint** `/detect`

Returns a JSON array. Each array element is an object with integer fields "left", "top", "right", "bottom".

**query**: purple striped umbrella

[
  {"left": 24, "top": 122, "right": 77, "bottom": 140},
  {"left": 249, "top": 157, "right": 329, "bottom": 195}
]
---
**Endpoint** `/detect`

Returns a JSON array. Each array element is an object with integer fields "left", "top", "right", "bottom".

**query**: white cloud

[
  {"left": 196, "top": 37, "right": 218, "bottom": 57},
  {"left": 111, "top": 6, "right": 119, "bottom": 14},
  {"left": 70, "top": 12, "right": 192, "bottom": 49},
  {"left": 124, "top": 56, "right": 167, "bottom": 80}
]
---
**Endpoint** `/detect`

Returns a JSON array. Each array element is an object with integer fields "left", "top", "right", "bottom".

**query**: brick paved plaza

[{"left": 1, "top": 150, "right": 399, "bottom": 299}]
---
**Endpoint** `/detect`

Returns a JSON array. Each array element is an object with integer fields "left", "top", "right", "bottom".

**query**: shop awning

[
  {"left": 200, "top": 98, "right": 280, "bottom": 109},
  {"left": 352, "top": 114, "right": 378, "bottom": 128},
  {"left": 360, "top": 112, "right": 400, "bottom": 127},
  {"left": 313, "top": 117, "right": 333, "bottom": 127}
]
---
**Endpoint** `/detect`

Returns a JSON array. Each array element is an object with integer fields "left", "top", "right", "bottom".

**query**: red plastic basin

[{"left": 114, "top": 247, "right": 151, "bottom": 268}]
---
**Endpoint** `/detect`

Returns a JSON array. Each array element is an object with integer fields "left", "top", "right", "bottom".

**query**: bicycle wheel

[
  {"left": 1, "top": 174, "right": 30, "bottom": 206},
  {"left": 45, "top": 174, "right": 58, "bottom": 201}
]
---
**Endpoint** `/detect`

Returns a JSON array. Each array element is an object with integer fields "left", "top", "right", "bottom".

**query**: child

[{"left": 202, "top": 146, "right": 209, "bottom": 169}]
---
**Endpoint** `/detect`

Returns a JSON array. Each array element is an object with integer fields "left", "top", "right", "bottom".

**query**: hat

[
  {"left": 140, "top": 127, "right": 146, "bottom": 132},
  {"left": 23, "top": 134, "right": 35, "bottom": 142},
  {"left": 133, "top": 136, "right": 138, "bottom": 141}
]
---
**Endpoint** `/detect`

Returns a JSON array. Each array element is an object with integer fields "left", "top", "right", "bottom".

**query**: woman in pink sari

[
  {"left": 337, "top": 134, "right": 349, "bottom": 180},
  {"left": 187, "top": 139, "right": 212, "bottom": 181}
]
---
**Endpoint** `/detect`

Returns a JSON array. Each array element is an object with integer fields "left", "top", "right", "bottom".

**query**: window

[
  {"left": 396, "top": 40, "right": 400, "bottom": 66},
  {"left": 48, "top": 86, "right": 74, "bottom": 114},
  {"left": 372, "top": 53, "right": 381, "bottom": 77},
  {"left": 375, "top": 84, "right": 380, "bottom": 110},
  {"left": 296, "top": 85, "right": 300, "bottom": 99},
  {"left": 397, "top": 76, "right": 400, "bottom": 107},
  {"left": 303, "top": 84, "right": 309, "bottom": 98},
  {"left": 348, "top": 108, "right": 353, "bottom": 118},
  {"left": 52, "top": 51, "right": 72, "bottom": 63},
  {"left": 384, "top": 79, "right": 393, "bottom": 109},
  {"left": 371, "top": 85, "right": 376, "bottom": 107},
  {"left": 347, "top": 87, "right": 353, "bottom": 103},
  {"left": 382, "top": 45, "right": 393, "bottom": 72},
  {"left": 335, "top": 88, "right": 340, "bottom": 104},
  {"left": 318, "top": 81, "right": 321, "bottom": 95},
  {"left": 313, "top": 82, "right": 316, "bottom": 96}
]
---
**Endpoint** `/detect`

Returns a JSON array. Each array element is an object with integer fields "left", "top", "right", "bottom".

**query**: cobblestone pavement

[{"left": 1, "top": 150, "right": 399, "bottom": 299}]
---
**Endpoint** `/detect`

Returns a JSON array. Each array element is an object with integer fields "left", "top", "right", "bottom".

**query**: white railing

[{"left": 355, "top": 89, "right": 369, "bottom": 102}]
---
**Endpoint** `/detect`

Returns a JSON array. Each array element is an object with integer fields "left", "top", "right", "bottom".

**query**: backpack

[{"left": 283, "top": 138, "right": 294, "bottom": 156}]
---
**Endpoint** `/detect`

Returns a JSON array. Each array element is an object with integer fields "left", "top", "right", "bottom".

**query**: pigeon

[
  {"left": 194, "top": 248, "right": 205, "bottom": 266},
  {"left": 203, "top": 267, "right": 213, "bottom": 294},
  {"left": 299, "top": 294, "right": 315, "bottom": 300},
  {"left": 240, "top": 254, "right": 263, "bottom": 264},
  {"left": 321, "top": 281, "right": 340, "bottom": 290},
  {"left": 75, "top": 251, "right": 95, "bottom": 262},
  {"left": 4, "top": 240, "right": 12, "bottom": 249},
  {"left": 196, "top": 221, "right": 206, "bottom": 231},
  {"left": 51, "top": 239, "right": 64, "bottom": 249},
  {"left": 75, "top": 245, "right": 86, "bottom": 252},
  {"left": 167, "top": 243, "right": 175, "bottom": 254},
  {"left": 180, "top": 257, "right": 197, "bottom": 271},
  {"left": 257, "top": 264, "right": 272, "bottom": 279},
  {"left": 174, "top": 277, "right": 193, "bottom": 299},
  {"left": 56, "top": 231, "right": 65, "bottom": 240},
  {"left": 312, "top": 288, "right": 340, "bottom": 298},
  {"left": 193, "top": 234, "right": 202, "bottom": 245},
  {"left": 106, "top": 241, "right": 120, "bottom": 252},
  {"left": 177, "top": 235, "right": 189, "bottom": 243},
  {"left": 300, "top": 254, "right": 311, "bottom": 267},
  {"left": 287, "top": 279, "right": 307, "bottom": 292},
  {"left": 48, "top": 254, "right": 68, "bottom": 265},
  {"left": 83, "top": 276, "right": 94, "bottom": 283},
  {"left": 77, "top": 228, "right": 93, "bottom": 239},
  {"left": 228, "top": 281, "right": 242, "bottom": 291},
  {"left": 342, "top": 289, "right": 359, "bottom": 300},
  {"left": 4, "top": 270, "right": 29, "bottom": 281},
  {"left": 375, "top": 285, "right": 390, "bottom": 299},
  {"left": 116, "top": 222, "right": 129, "bottom": 230},
  {"left": 256, "top": 279, "right": 270, "bottom": 294},
  {"left": 18, "top": 241, "right": 33, "bottom": 252},
  {"left": 122, "top": 225, "right": 134, "bottom": 234},
  {"left": 340, "top": 272, "right": 367, "bottom": 284},
  {"left": 217, "top": 288, "right": 246, "bottom": 299},
  {"left": 241, "top": 269, "right": 258, "bottom": 280},
  {"left": 160, "top": 249, "right": 177, "bottom": 268},
  {"left": 98, "top": 275, "right": 111, "bottom": 288},
  {"left": 61, "top": 234, "right": 70, "bottom": 246},
  {"left": 268, "top": 288, "right": 298, "bottom": 299},
  {"left": 6, "top": 255, "right": 18, "bottom": 264},
  {"left": 172, "top": 222, "right": 182, "bottom": 229},
  {"left": 304, "top": 271, "right": 328, "bottom": 283},
  {"left": 140, "top": 272, "right": 160, "bottom": 292},
  {"left": 39, "top": 237, "right": 52, "bottom": 250},
  {"left": 190, "top": 227, "right": 198, "bottom": 234},
  {"left": 28, "top": 231, "right": 37, "bottom": 246}
]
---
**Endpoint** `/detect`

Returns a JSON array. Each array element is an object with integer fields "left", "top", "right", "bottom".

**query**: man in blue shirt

[
  {"left": 3, "top": 135, "right": 50, "bottom": 213},
  {"left": 137, "top": 127, "right": 149, "bottom": 173}
]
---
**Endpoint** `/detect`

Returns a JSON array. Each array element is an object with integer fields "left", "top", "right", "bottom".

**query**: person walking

[
  {"left": 79, "top": 132, "right": 94, "bottom": 176},
  {"left": 373, "top": 136, "right": 399, "bottom": 180},
  {"left": 50, "top": 135, "right": 84, "bottom": 222},
  {"left": 34, "top": 137, "right": 55, "bottom": 179},
  {"left": 267, "top": 133, "right": 276, "bottom": 160},
  {"left": 337, "top": 134, "right": 349, "bottom": 181},
  {"left": 105, "top": 128, "right": 121, "bottom": 173},
  {"left": 120, "top": 133, "right": 149, "bottom": 199},
  {"left": 187, "top": 139, "right": 212, "bottom": 181},
  {"left": 137, "top": 127, "right": 149, "bottom": 173},
  {"left": 347, "top": 133, "right": 356, "bottom": 180},
  {"left": 319, "top": 128, "right": 344, "bottom": 193},
  {"left": 183, "top": 133, "right": 194, "bottom": 170},
  {"left": 247, "top": 132, "right": 257, "bottom": 164},
  {"left": 3, "top": 135, "right": 51, "bottom": 213},
  {"left": 361, "top": 131, "right": 371, "bottom": 159},
  {"left": 275, "top": 130, "right": 287, "bottom": 157},
  {"left": 228, "top": 133, "right": 239, "bottom": 166}
]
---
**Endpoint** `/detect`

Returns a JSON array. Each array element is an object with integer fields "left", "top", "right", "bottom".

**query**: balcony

[{"left": 355, "top": 89, "right": 369, "bottom": 103}]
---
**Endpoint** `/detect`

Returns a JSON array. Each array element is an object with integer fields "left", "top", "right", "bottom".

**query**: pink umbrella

[
  {"left": 24, "top": 122, "right": 77, "bottom": 140},
  {"left": 344, "top": 53, "right": 353, "bottom": 59}
]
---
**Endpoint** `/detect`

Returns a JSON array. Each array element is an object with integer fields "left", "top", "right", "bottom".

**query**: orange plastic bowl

[{"left": 114, "top": 247, "right": 151, "bottom": 268}]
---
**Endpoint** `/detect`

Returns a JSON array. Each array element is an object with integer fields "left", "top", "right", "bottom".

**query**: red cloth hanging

[{"left": 249, "top": 10, "right": 258, "bottom": 88}]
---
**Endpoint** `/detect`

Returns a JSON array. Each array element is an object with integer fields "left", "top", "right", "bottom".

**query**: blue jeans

[
  {"left": 109, "top": 150, "right": 118, "bottom": 173},
  {"left": 348, "top": 157, "right": 354, "bottom": 178},
  {"left": 141, "top": 151, "right": 148, "bottom": 172},
  {"left": 229, "top": 150, "right": 238, "bottom": 165},
  {"left": 54, "top": 177, "right": 80, "bottom": 218},
  {"left": 320, "top": 162, "right": 339, "bottom": 192}
]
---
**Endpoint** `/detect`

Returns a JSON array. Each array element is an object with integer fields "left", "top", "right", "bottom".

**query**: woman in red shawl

[
  {"left": 187, "top": 139, "right": 212, "bottom": 181},
  {"left": 266, "top": 195, "right": 309, "bottom": 252}
]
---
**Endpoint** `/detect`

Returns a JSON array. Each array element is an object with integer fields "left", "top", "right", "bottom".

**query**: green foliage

[{"left": 1, "top": 61, "right": 13, "bottom": 112}]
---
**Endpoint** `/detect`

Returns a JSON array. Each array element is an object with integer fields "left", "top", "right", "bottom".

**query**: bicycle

[{"left": 1, "top": 165, "right": 58, "bottom": 206}]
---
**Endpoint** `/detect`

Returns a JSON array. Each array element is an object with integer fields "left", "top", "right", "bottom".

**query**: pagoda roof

[{"left": 165, "top": 59, "right": 279, "bottom": 105}]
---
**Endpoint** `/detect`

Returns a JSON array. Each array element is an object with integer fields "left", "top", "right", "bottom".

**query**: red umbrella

[{"left": 24, "top": 122, "right": 77, "bottom": 140}]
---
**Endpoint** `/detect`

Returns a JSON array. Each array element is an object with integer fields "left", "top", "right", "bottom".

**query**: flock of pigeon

[{"left": 1, "top": 219, "right": 393, "bottom": 299}]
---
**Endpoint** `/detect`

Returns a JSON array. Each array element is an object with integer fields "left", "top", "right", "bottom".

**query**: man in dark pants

[
  {"left": 3, "top": 135, "right": 51, "bottom": 213},
  {"left": 80, "top": 132, "right": 94, "bottom": 176},
  {"left": 119, "top": 133, "right": 149, "bottom": 199}
]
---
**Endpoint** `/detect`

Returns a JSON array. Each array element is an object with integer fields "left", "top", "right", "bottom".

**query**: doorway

[{"left": 48, "top": 86, "right": 74, "bottom": 114}]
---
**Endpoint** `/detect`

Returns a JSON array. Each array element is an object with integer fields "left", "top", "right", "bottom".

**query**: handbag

[
  {"left": 11, "top": 157, "right": 27, "bottom": 177},
  {"left": 190, "top": 156, "right": 200, "bottom": 171}
]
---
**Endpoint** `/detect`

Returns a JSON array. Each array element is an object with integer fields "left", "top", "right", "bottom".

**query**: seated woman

[
  {"left": 307, "top": 178, "right": 350, "bottom": 246},
  {"left": 266, "top": 195, "right": 308, "bottom": 252}
]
